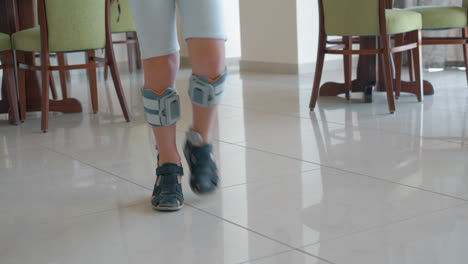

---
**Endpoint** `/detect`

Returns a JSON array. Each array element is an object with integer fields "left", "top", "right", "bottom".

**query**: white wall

[
  {"left": 224, "top": 0, "right": 242, "bottom": 58},
  {"left": 239, "top": 0, "right": 298, "bottom": 64},
  {"left": 296, "top": 0, "right": 319, "bottom": 65},
  {"left": 239, "top": 0, "right": 340, "bottom": 71}
]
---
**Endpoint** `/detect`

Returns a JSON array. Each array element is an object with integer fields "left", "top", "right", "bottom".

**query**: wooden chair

[
  {"left": 0, "top": 33, "right": 19, "bottom": 125},
  {"left": 12, "top": 0, "right": 130, "bottom": 132},
  {"left": 403, "top": 1, "right": 468, "bottom": 85},
  {"left": 309, "top": 0, "right": 424, "bottom": 113},
  {"left": 104, "top": 0, "right": 142, "bottom": 80}
]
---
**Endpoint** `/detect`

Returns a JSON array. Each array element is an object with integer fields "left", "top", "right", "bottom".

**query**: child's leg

[
  {"left": 186, "top": 39, "right": 226, "bottom": 144},
  {"left": 143, "top": 53, "right": 181, "bottom": 165},
  {"left": 143, "top": 53, "right": 185, "bottom": 211},
  {"left": 182, "top": 39, "right": 226, "bottom": 194},
  {"left": 130, "top": 0, "right": 185, "bottom": 211}
]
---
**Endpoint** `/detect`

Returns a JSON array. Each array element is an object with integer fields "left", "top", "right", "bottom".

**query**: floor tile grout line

[
  {"left": 45, "top": 143, "right": 468, "bottom": 263},
  {"left": 217, "top": 140, "right": 468, "bottom": 202},
  {"left": 220, "top": 101, "right": 465, "bottom": 147},
  {"left": 235, "top": 249, "right": 301, "bottom": 264},
  {"left": 240, "top": 200, "right": 468, "bottom": 264},
  {"left": 298, "top": 201, "right": 468, "bottom": 250},
  {"left": 42, "top": 145, "right": 152, "bottom": 191},
  {"left": 60, "top": 200, "right": 150, "bottom": 222},
  {"left": 21, "top": 141, "right": 466, "bottom": 264},
  {"left": 300, "top": 117, "right": 464, "bottom": 147},
  {"left": 221, "top": 182, "right": 250, "bottom": 189},
  {"left": 184, "top": 202, "right": 336, "bottom": 264},
  {"left": 32, "top": 101, "right": 467, "bottom": 259},
  {"left": 40, "top": 130, "right": 468, "bottom": 206},
  {"left": 220, "top": 168, "right": 322, "bottom": 189},
  {"left": 236, "top": 248, "right": 337, "bottom": 264}
]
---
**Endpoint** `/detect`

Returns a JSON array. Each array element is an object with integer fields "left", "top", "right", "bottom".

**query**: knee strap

[
  {"left": 188, "top": 72, "right": 227, "bottom": 108},
  {"left": 141, "top": 88, "right": 180, "bottom": 127}
]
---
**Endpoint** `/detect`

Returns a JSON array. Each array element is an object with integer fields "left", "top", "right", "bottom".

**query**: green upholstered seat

[
  {"left": 385, "top": 9, "right": 423, "bottom": 35},
  {"left": 111, "top": 0, "right": 136, "bottom": 33},
  {"left": 406, "top": 6, "right": 467, "bottom": 30},
  {"left": 325, "top": 9, "right": 422, "bottom": 36},
  {"left": 0, "top": 33, "right": 11, "bottom": 51},
  {"left": 12, "top": 0, "right": 106, "bottom": 52},
  {"left": 12, "top": 28, "right": 40, "bottom": 52},
  {"left": 323, "top": 0, "right": 422, "bottom": 36}
]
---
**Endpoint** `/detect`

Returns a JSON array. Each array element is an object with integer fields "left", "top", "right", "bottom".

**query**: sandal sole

[
  {"left": 152, "top": 204, "right": 184, "bottom": 212},
  {"left": 189, "top": 182, "right": 218, "bottom": 195}
]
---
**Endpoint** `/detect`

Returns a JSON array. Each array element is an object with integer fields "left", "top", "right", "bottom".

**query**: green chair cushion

[
  {"left": 0, "top": 33, "right": 11, "bottom": 51},
  {"left": 406, "top": 6, "right": 467, "bottom": 29},
  {"left": 326, "top": 9, "right": 422, "bottom": 36},
  {"left": 12, "top": 0, "right": 106, "bottom": 53},
  {"left": 12, "top": 28, "right": 40, "bottom": 52},
  {"left": 111, "top": 0, "right": 136, "bottom": 33},
  {"left": 386, "top": 9, "right": 423, "bottom": 35}
]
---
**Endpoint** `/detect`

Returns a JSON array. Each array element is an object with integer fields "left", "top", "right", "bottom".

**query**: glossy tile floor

[{"left": 1, "top": 65, "right": 468, "bottom": 264}]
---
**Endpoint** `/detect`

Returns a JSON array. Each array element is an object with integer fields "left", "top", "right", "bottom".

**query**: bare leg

[
  {"left": 143, "top": 53, "right": 181, "bottom": 165},
  {"left": 186, "top": 38, "right": 225, "bottom": 144}
]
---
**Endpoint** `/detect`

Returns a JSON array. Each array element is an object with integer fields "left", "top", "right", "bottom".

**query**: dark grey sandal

[
  {"left": 184, "top": 131, "right": 219, "bottom": 194},
  {"left": 151, "top": 163, "right": 184, "bottom": 212}
]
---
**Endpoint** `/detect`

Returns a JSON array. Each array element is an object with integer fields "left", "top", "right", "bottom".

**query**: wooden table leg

[
  {"left": 318, "top": 36, "right": 434, "bottom": 98},
  {"left": 0, "top": 77, "right": 10, "bottom": 115}
]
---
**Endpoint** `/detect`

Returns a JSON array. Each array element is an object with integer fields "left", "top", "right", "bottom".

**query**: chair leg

[
  {"left": 2, "top": 52, "right": 20, "bottom": 125},
  {"left": 106, "top": 45, "right": 130, "bottom": 121},
  {"left": 406, "top": 31, "right": 415, "bottom": 83},
  {"left": 380, "top": 35, "right": 396, "bottom": 114},
  {"left": 135, "top": 33, "right": 142, "bottom": 70},
  {"left": 49, "top": 70, "right": 58, "bottom": 100},
  {"left": 463, "top": 27, "right": 468, "bottom": 85},
  {"left": 410, "top": 30, "right": 423, "bottom": 102},
  {"left": 18, "top": 67, "right": 26, "bottom": 121},
  {"left": 343, "top": 36, "right": 352, "bottom": 100},
  {"left": 394, "top": 34, "right": 404, "bottom": 99},
  {"left": 40, "top": 53, "right": 50, "bottom": 132},
  {"left": 87, "top": 50, "right": 98, "bottom": 113},
  {"left": 63, "top": 54, "right": 71, "bottom": 82},
  {"left": 407, "top": 50, "right": 415, "bottom": 81},
  {"left": 57, "top": 53, "right": 68, "bottom": 99},
  {"left": 104, "top": 61, "right": 109, "bottom": 80},
  {"left": 309, "top": 34, "right": 326, "bottom": 110},
  {"left": 126, "top": 32, "right": 134, "bottom": 73}
]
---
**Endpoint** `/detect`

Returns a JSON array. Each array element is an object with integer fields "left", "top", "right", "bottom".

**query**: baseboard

[
  {"left": 239, "top": 60, "right": 302, "bottom": 74},
  {"left": 240, "top": 57, "right": 358, "bottom": 74}
]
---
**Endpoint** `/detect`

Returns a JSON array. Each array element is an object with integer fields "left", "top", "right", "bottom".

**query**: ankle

[
  {"left": 157, "top": 157, "right": 181, "bottom": 167},
  {"left": 189, "top": 128, "right": 210, "bottom": 145}
]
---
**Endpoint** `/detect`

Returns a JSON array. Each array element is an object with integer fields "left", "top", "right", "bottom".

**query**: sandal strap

[
  {"left": 189, "top": 145, "right": 215, "bottom": 167},
  {"left": 152, "top": 184, "right": 184, "bottom": 205},
  {"left": 152, "top": 163, "right": 184, "bottom": 207},
  {"left": 156, "top": 163, "right": 183, "bottom": 177}
]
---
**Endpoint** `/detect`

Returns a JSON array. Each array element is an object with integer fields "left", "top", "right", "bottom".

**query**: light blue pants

[{"left": 129, "top": 0, "right": 226, "bottom": 59}]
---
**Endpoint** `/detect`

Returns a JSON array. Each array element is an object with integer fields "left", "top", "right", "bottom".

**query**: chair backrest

[
  {"left": 39, "top": 0, "right": 106, "bottom": 52},
  {"left": 320, "top": 0, "right": 382, "bottom": 36},
  {"left": 0, "top": 33, "right": 12, "bottom": 52},
  {"left": 110, "top": 0, "right": 136, "bottom": 33}
]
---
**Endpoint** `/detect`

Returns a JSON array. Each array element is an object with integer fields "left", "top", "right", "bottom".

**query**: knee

[
  {"left": 143, "top": 53, "right": 179, "bottom": 92},
  {"left": 193, "top": 58, "right": 225, "bottom": 77}
]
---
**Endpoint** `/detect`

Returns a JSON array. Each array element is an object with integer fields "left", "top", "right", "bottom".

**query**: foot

[
  {"left": 184, "top": 130, "right": 219, "bottom": 194},
  {"left": 151, "top": 163, "right": 184, "bottom": 212}
]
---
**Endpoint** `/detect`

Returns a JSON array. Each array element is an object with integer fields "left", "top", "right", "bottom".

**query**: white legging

[{"left": 129, "top": 0, "right": 226, "bottom": 59}]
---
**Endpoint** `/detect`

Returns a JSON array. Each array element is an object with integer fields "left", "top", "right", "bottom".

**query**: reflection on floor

[{"left": 1, "top": 66, "right": 468, "bottom": 264}]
